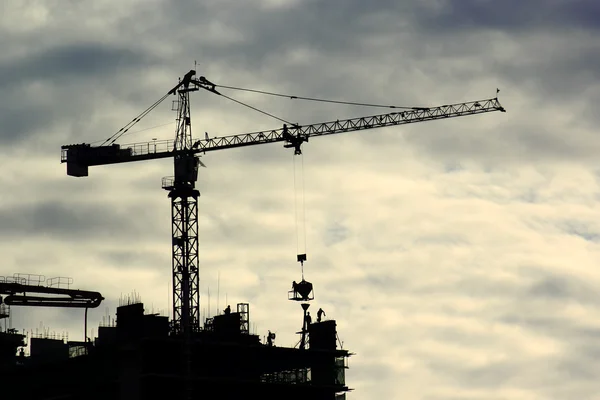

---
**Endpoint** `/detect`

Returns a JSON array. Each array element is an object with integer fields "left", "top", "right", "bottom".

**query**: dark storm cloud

[
  {"left": 102, "top": 250, "right": 170, "bottom": 271},
  {"left": 0, "top": 42, "right": 155, "bottom": 143},
  {"left": 414, "top": 0, "right": 600, "bottom": 32},
  {"left": 152, "top": 0, "right": 419, "bottom": 104},
  {"left": 159, "top": 0, "right": 600, "bottom": 81},
  {"left": 138, "top": 0, "right": 600, "bottom": 167},
  {"left": 0, "top": 42, "right": 149, "bottom": 90},
  {"left": 4, "top": 0, "right": 589, "bottom": 167},
  {"left": 404, "top": 0, "right": 600, "bottom": 117},
  {"left": 0, "top": 200, "right": 159, "bottom": 240},
  {"left": 0, "top": 105, "right": 58, "bottom": 144},
  {"left": 161, "top": 0, "right": 401, "bottom": 58},
  {"left": 3, "top": 0, "right": 597, "bottom": 161}
]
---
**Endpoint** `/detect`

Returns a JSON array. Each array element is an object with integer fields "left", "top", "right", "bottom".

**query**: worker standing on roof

[
  {"left": 317, "top": 308, "right": 326, "bottom": 322},
  {"left": 305, "top": 311, "right": 312, "bottom": 327},
  {"left": 224, "top": 305, "right": 231, "bottom": 315}
]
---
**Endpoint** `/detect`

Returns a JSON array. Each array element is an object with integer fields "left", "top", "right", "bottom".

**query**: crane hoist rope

[
  {"left": 101, "top": 92, "right": 172, "bottom": 146},
  {"left": 218, "top": 92, "right": 294, "bottom": 125},
  {"left": 292, "top": 152, "right": 308, "bottom": 262},
  {"left": 95, "top": 80, "right": 300, "bottom": 147},
  {"left": 215, "top": 83, "right": 430, "bottom": 110},
  {"left": 301, "top": 154, "right": 307, "bottom": 261},
  {"left": 93, "top": 77, "right": 449, "bottom": 149}
]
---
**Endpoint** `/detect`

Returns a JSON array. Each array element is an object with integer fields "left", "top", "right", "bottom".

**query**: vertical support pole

[
  {"left": 169, "top": 188, "right": 199, "bottom": 400},
  {"left": 169, "top": 191, "right": 200, "bottom": 334},
  {"left": 174, "top": 81, "right": 194, "bottom": 151},
  {"left": 300, "top": 303, "right": 310, "bottom": 350}
]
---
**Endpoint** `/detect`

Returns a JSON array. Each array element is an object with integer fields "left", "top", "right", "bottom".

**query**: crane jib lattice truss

[{"left": 62, "top": 98, "right": 504, "bottom": 171}]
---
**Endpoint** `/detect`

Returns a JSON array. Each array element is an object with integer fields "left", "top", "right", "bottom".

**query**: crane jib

[{"left": 60, "top": 97, "right": 504, "bottom": 177}]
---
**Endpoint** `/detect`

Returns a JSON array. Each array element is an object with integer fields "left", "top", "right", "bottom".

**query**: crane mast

[
  {"left": 162, "top": 72, "right": 203, "bottom": 337},
  {"left": 60, "top": 70, "right": 506, "bottom": 340}
]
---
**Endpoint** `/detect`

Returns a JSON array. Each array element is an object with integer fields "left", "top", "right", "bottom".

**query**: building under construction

[{"left": 0, "top": 273, "right": 350, "bottom": 400}]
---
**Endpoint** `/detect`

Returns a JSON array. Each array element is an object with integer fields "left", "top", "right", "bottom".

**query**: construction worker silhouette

[
  {"left": 224, "top": 305, "right": 231, "bottom": 315},
  {"left": 317, "top": 308, "right": 326, "bottom": 322},
  {"left": 282, "top": 124, "right": 291, "bottom": 140},
  {"left": 305, "top": 311, "right": 312, "bottom": 326}
]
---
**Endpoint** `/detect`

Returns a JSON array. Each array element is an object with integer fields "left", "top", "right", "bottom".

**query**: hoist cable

[
  {"left": 218, "top": 92, "right": 294, "bottom": 125},
  {"left": 301, "top": 154, "right": 307, "bottom": 257},
  {"left": 120, "top": 121, "right": 175, "bottom": 137},
  {"left": 292, "top": 153, "right": 308, "bottom": 268},
  {"left": 96, "top": 122, "right": 175, "bottom": 145},
  {"left": 216, "top": 83, "right": 418, "bottom": 110},
  {"left": 100, "top": 92, "right": 171, "bottom": 146},
  {"left": 293, "top": 154, "right": 299, "bottom": 256},
  {"left": 96, "top": 76, "right": 420, "bottom": 148}
]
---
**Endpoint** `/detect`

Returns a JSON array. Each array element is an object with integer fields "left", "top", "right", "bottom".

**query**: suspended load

[
  {"left": 290, "top": 279, "right": 314, "bottom": 302},
  {"left": 288, "top": 254, "right": 314, "bottom": 301}
]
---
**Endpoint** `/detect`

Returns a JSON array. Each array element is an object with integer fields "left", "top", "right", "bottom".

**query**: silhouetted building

[{"left": 0, "top": 301, "right": 351, "bottom": 400}]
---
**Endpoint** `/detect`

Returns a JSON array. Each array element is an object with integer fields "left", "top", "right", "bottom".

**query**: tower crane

[{"left": 60, "top": 70, "right": 506, "bottom": 339}]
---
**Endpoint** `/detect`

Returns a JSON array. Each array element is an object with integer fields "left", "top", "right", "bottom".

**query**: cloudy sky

[{"left": 2, "top": 0, "right": 600, "bottom": 398}]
